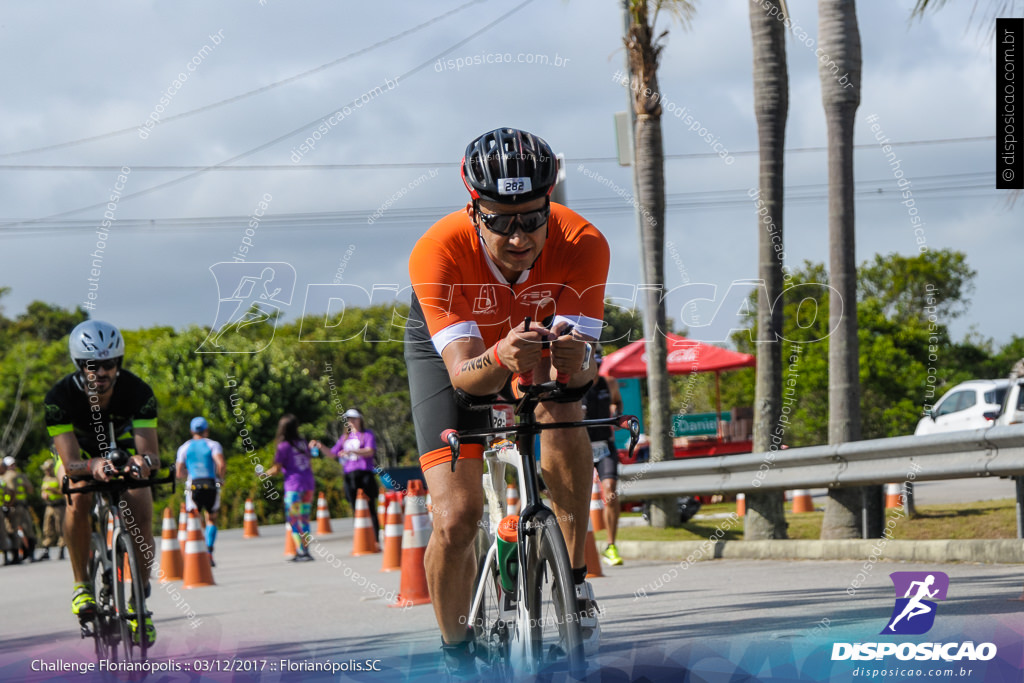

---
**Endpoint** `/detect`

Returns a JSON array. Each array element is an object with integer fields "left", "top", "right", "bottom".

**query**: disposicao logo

[
  {"left": 831, "top": 571, "right": 997, "bottom": 662},
  {"left": 883, "top": 571, "right": 948, "bottom": 635}
]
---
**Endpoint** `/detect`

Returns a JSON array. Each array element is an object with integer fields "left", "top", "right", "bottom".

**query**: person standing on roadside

[
  {"left": 265, "top": 414, "right": 316, "bottom": 562},
  {"left": 39, "top": 459, "right": 66, "bottom": 561},
  {"left": 581, "top": 349, "right": 624, "bottom": 566},
  {"left": 2, "top": 456, "right": 37, "bottom": 563},
  {"left": 321, "top": 408, "right": 380, "bottom": 540}
]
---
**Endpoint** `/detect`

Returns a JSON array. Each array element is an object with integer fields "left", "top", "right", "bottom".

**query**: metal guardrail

[
  {"left": 616, "top": 424, "right": 1024, "bottom": 537},
  {"left": 617, "top": 424, "right": 1024, "bottom": 498}
]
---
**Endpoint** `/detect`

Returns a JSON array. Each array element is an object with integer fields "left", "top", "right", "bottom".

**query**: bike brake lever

[
  {"left": 441, "top": 429, "right": 461, "bottom": 472},
  {"left": 622, "top": 416, "right": 641, "bottom": 460}
]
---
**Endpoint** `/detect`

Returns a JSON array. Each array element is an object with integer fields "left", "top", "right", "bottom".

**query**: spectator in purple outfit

[
  {"left": 331, "top": 408, "right": 380, "bottom": 539},
  {"left": 265, "top": 415, "right": 316, "bottom": 562}
]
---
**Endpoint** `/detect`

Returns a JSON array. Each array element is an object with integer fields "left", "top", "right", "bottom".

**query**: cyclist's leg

[
  {"left": 535, "top": 398, "right": 591, "bottom": 569},
  {"left": 58, "top": 461, "right": 94, "bottom": 585},
  {"left": 597, "top": 447, "right": 620, "bottom": 545},
  {"left": 406, "top": 327, "right": 486, "bottom": 648},
  {"left": 423, "top": 458, "right": 484, "bottom": 645},
  {"left": 121, "top": 486, "right": 155, "bottom": 589}
]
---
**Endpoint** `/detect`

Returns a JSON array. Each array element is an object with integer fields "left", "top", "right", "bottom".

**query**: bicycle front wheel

[
  {"left": 113, "top": 531, "right": 150, "bottom": 666},
  {"left": 522, "top": 509, "right": 584, "bottom": 676},
  {"left": 88, "top": 532, "right": 118, "bottom": 662}
]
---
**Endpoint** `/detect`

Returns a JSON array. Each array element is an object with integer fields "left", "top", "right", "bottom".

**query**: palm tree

[
  {"left": 816, "top": 0, "right": 880, "bottom": 539},
  {"left": 623, "top": 0, "right": 694, "bottom": 527},
  {"left": 746, "top": 0, "right": 789, "bottom": 539}
]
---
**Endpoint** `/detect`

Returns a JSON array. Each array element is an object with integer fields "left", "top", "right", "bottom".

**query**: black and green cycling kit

[{"left": 44, "top": 369, "right": 158, "bottom": 461}]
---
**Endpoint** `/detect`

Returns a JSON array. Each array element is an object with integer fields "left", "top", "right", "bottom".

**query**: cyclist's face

[
  {"left": 471, "top": 196, "right": 549, "bottom": 281},
  {"left": 79, "top": 359, "right": 119, "bottom": 394}
]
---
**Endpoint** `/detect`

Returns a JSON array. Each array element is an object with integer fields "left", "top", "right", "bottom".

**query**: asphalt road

[{"left": 2, "top": 517, "right": 1022, "bottom": 682}]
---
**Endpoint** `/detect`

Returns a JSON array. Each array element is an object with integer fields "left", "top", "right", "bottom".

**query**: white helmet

[{"left": 69, "top": 320, "right": 125, "bottom": 363}]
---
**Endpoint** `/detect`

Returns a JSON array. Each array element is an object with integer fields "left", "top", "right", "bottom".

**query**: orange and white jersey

[{"left": 408, "top": 203, "right": 610, "bottom": 354}]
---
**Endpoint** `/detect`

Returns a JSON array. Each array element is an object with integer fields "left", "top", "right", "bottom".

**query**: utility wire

[
  {"left": 0, "top": 135, "right": 996, "bottom": 172},
  {"left": 0, "top": 0, "right": 483, "bottom": 159},
  {"left": 0, "top": 172, "right": 1000, "bottom": 236}
]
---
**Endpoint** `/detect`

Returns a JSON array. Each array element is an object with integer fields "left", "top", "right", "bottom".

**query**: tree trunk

[
  {"left": 746, "top": 0, "right": 789, "bottom": 540},
  {"left": 816, "top": 0, "right": 880, "bottom": 539},
  {"left": 626, "top": 1, "right": 677, "bottom": 527}
]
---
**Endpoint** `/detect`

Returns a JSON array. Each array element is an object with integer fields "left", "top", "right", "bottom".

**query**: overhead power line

[
  {"left": 0, "top": 0, "right": 484, "bottom": 159},
  {"left": 0, "top": 171, "right": 1000, "bottom": 237},
  {"left": 0, "top": 135, "right": 995, "bottom": 172}
]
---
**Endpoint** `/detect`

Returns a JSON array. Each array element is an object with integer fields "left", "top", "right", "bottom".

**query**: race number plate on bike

[
  {"left": 591, "top": 440, "right": 611, "bottom": 463},
  {"left": 490, "top": 404, "right": 516, "bottom": 445}
]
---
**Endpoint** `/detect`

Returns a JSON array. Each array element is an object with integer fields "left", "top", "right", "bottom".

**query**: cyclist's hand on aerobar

[
  {"left": 127, "top": 455, "right": 151, "bottom": 480},
  {"left": 88, "top": 457, "right": 115, "bottom": 483},
  {"left": 549, "top": 323, "right": 588, "bottom": 377},
  {"left": 497, "top": 320, "right": 549, "bottom": 374}
]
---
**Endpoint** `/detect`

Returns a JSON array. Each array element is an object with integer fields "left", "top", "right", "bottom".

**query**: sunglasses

[
  {"left": 474, "top": 199, "right": 550, "bottom": 237},
  {"left": 78, "top": 359, "right": 119, "bottom": 372}
]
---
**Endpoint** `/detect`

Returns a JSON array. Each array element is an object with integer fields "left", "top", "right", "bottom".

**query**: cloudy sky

[{"left": 0, "top": 0, "right": 1018, "bottom": 348}]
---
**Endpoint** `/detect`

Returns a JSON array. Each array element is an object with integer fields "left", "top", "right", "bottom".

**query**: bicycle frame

[
  {"left": 448, "top": 379, "right": 641, "bottom": 674},
  {"left": 62, "top": 453, "right": 174, "bottom": 659}
]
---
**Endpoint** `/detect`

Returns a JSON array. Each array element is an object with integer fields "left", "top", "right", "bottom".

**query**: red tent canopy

[{"left": 599, "top": 332, "right": 755, "bottom": 378}]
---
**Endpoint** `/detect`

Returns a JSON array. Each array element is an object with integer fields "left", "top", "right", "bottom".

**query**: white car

[
  {"left": 988, "top": 377, "right": 1024, "bottom": 426},
  {"left": 914, "top": 379, "right": 1009, "bottom": 436}
]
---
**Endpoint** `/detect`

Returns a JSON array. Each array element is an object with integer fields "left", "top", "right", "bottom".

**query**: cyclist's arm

[
  {"left": 441, "top": 321, "right": 548, "bottom": 395},
  {"left": 214, "top": 452, "right": 226, "bottom": 480},
  {"left": 52, "top": 432, "right": 107, "bottom": 480},
  {"left": 608, "top": 377, "right": 623, "bottom": 417},
  {"left": 175, "top": 461, "right": 188, "bottom": 480},
  {"left": 133, "top": 427, "right": 159, "bottom": 477}
]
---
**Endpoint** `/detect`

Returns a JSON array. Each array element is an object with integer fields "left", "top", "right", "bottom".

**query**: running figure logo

[
  {"left": 197, "top": 262, "right": 296, "bottom": 353},
  {"left": 882, "top": 571, "right": 949, "bottom": 635}
]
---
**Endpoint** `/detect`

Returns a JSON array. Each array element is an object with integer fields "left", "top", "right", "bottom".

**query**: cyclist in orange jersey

[{"left": 405, "top": 128, "right": 610, "bottom": 677}]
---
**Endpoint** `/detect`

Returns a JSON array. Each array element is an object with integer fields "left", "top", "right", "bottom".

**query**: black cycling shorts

[
  {"left": 187, "top": 479, "right": 220, "bottom": 514},
  {"left": 594, "top": 439, "right": 619, "bottom": 481},
  {"left": 405, "top": 330, "right": 500, "bottom": 459}
]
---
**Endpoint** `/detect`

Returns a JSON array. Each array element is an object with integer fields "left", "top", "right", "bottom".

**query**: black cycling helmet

[{"left": 461, "top": 127, "right": 558, "bottom": 204}]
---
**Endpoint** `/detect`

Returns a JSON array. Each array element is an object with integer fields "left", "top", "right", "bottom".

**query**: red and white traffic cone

[
  {"left": 316, "top": 492, "right": 333, "bottom": 535},
  {"left": 351, "top": 490, "right": 379, "bottom": 556},
  {"left": 182, "top": 511, "right": 215, "bottom": 588},
  {"left": 159, "top": 506, "right": 183, "bottom": 582},
  {"left": 392, "top": 480, "right": 431, "bottom": 607},
  {"left": 243, "top": 498, "right": 260, "bottom": 538},
  {"left": 506, "top": 482, "right": 520, "bottom": 517},
  {"left": 380, "top": 498, "right": 404, "bottom": 573}
]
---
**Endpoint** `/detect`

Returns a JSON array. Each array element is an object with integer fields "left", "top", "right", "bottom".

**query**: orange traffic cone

[
  {"left": 284, "top": 524, "right": 297, "bottom": 557},
  {"left": 316, "top": 492, "right": 333, "bottom": 535},
  {"left": 885, "top": 483, "right": 903, "bottom": 509},
  {"left": 351, "top": 490, "right": 380, "bottom": 556},
  {"left": 736, "top": 493, "right": 746, "bottom": 517},
  {"left": 177, "top": 503, "right": 187, "bottom": 547},
  {"left": 392, "top": 480, "right": 431, "bottom": 607},
  {"left": 791, "top": 490, "right": 813, "bottom": 513},
  {"left": 159, "top": 507, "right": 183, "bottom": 582},
  {"left": 182, "top": 511, "right": 215, "bottom": 588},
  {"left": 377, "top": 493, "right": 387, "bottom": 536},
  {"left": 106, "top": 512, "right": 114, "bottom": 550},
  {"left": 243, "top": 498, "right": 260, "bottom": 538},
  {"left": 590, "top": 474, "right": 606, "bottom": 533},
  {"left": 584, "top": 515, "right": 604, "bottom": 578},
  {"left": 506, "top": 482, "right": 520, "bottom": 517},
  {"left": 380, "top": 498, "right": 403, "bottom": 572}
]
